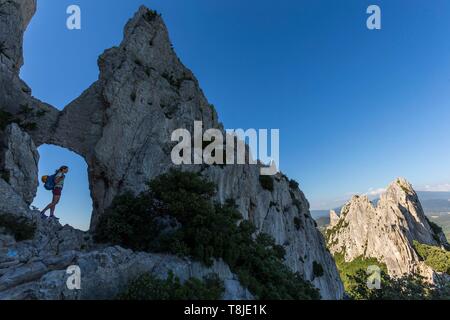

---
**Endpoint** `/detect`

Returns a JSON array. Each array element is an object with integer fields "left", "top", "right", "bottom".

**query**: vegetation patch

[
  {"left": 1, "top": 170, "right": 10, "bottom": 183},
  {"left": 289, "top": 179, "right": 299, "bottom": 190},
  {"left": 0, "top": 109, "right": 14, "bottom": 130},
  {"left": 294, "top": 217, "right": 302, "bottom": 231},
  {"left": 95, "top": 169, "right": 320, "bottom": 300},
  {"left": 0, "top": 109, "right": 38, "bottom": 131},
  {"left": 333, "top": 250, "right": 450, "bottom": 299},
  {"left": 259, "top": 175, "right": 274, "bottom": 192},
  {"left": 313, "top": 261, "right": 324, "bottom": 278},
  {"left": 119, "top": 272, "right": 224, "bottom": 300},
  {"left": 292, "top": 199, "right": 302, "bottom": 212},
  {"left": 347, "top": 270, "right": 449, "bottom": 300},
  {"left": 425, "top": 217, "right": 447, "bottom": 245},
  {"left": 413, "top": 241, "right": 450, "bottom": 275},
  {"left": 0, "top": 213, "right": 36, "bottom": 241},
  {"left": 333, "top": 252, "right": 387, "bottom": 294},
  {"left": 143, "top": 9, "right": 161, "bottom": 22}
]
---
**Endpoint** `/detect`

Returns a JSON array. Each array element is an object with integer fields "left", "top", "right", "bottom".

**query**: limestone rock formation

[
  {"left": 0, "top": 0, "right": 36, "bottom": 72},
  {"left": 326, "top": 178, "right": 449, "bottom": 280},
  {"left": 0, "top": 1, "right": 344, "bottom": 299},
  {"left": 0, "top": 176, "right": 34, "bottom": 222},
  {"left": 1, "top": 124, "right": 39, "bottom": 204},
  {"left": 329, "top": 210, "right": 339, "bottom": 228}
]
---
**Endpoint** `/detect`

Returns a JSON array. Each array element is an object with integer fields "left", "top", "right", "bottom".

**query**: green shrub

[
  {"left": 96, "top": 169, "right": 320, "bottom": 300},
  {"left": 334, "top": 251, "right": 450, "bottom": 300},
  {"left": 428, "top": 220, "right": 444, "bottom": 235},
  {"left": 0, "top": 109, "right": 37, "bottom": 131},
  {"left": 413, "top": 241, "right": 450, "bottom": 275},
  {"left": 259, "top": 175, "right": 274, "bottom": 192},
  {"left": 94, "top": 192, "right": 160, "bottom": 252},
  {"left": 18, "top": 122, "right": 37, "bottom": 131},
  {"left": 431, "top": 281, "right": 450, "bottom": 300},
  {"left": 425, "top": 217, "right": 445, "bottom": 244},
  {"left": 333, "top": 252, "right": 387, "bottom": 294},
  {"left": 36, "top": 110, "right": 47, "bottom": 117},
  {"left": 348, "top": 270, "right": 435, "bottom": 300},
  {"left": 119, "top": 272, "right": 224, "bottom": 300},
  {"left": 292, "top": 199, "right": 302, "bottom": 211},
  {"left": 144, "top": 9, "right": 161, "bottom": 22},
  {"left": 313, "top": 261, "right": 324, "bottom": 278},
  {"left": 18, "top": 104, "right": 33, "bottom": 115},
  {"left": 289, "top": 179, "right": 299, "bottom": 190},
  {"left": 0, "top": 109, "right": 13, "bottom": 130},
  {"left": 0, "top": 213, "right": 36, "bottom": 241},
  {"left": 294, "top": 217, "right": 302, "bottom": 231}
]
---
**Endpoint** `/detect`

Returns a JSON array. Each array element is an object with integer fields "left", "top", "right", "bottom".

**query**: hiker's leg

[
  {"left": 49, "top": 195, "right": 61, "bottom": 217},
  {"left": 41, "top": 203, "right": 52, "bottom": 214},
  {"left": 41, "top": 194, "right": 58, "bottom": 215}
]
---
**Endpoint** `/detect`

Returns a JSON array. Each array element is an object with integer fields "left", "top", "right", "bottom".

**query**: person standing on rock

[{"left": 40, "top": 166, "right": 69, "bottom": 220}]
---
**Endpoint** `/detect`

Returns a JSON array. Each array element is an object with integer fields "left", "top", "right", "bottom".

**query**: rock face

[
  {"left": 326, "top": 178, "right": 449, "bottom": 279},
  {"left": 0, "top": 0, "right": 36, "bottom": 72},
  {"left": 0, "top": 1, "right": 344, "bottom": 299},
  {"left": 1, "top": 124, "right": 39, "bottom": 204},
  {"left": 0, "top": 212, "right": 252, "bottom": 300},
  {"left": 0, "top": 178, "right": 32, "bottom": 220}
]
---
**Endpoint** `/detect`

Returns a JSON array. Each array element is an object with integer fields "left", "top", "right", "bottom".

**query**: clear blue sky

[{"left": 22, "top": 0, "right": 450, "bottom": 230}]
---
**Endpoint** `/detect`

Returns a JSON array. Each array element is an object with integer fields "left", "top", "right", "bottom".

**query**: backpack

[{"left": 43, "top": 174, "right": 56, "bottom": 191}]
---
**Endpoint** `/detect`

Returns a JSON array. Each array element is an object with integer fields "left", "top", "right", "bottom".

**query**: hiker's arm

[{"left": 55, "top": 176, "right": 63, "bottom": 183}]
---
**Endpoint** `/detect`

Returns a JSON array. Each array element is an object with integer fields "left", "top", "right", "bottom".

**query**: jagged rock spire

[{"left": 327, "top": 178, "right": 449, "bottom": 279}]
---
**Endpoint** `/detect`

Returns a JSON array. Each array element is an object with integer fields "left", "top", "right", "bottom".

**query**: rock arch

[
  {"left": 33, "top": 144, "right": 92, "bottom": 231},
  {"left": 1, "top": 1, "right": 218, "bottom": 229},
  {"left": 0, "top": 0, "right": 345, "bottom": 298}
]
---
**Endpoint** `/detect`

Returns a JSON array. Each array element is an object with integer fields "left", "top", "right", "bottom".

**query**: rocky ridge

[{"left": 326, "top": 178, "right": 449, "bottom": 282}]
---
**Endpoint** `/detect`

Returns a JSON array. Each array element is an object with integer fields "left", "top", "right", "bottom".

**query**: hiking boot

[
  {"left": 49, "top": 216, "right": 60, "bottom": 221},
  {"left": 40, "top": 212, "right": 48, "bottom": 220}
]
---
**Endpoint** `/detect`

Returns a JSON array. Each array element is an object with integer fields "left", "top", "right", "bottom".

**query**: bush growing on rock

[
  {"left": 334, "top": 251, "right": 450, "bottom": 300},
  {"left": 347, "top": 270, "right": 450, "bottom": 300},
  {"left": 0, "top": 109, "right": 38, "bottom": 132},
  {"left": 333, "top": 252, "right": 387, "bottom": 294},
  {"left": 0, "top": 213, "right": 36, "bottom": 241},
  {"left": 119, "top": 272, "right": 224, "bottom": 300},
  {"left": 289, "top": 179, "right": 299, "bottom": 190},
  {"left": 347, "top": 270, "right": 443, "bottom": 300},
  {"left": 94, "top": 192, "right": 159, "bottom": 251},
  {"left": 0, "top": 109, "right": 13, "bottom": 130},
  {"left": 95, "top": 169, "right": 320, "bottom": 300},
  {"left": 313, "top": 261, "right": 324, "bottom": 278},
  {"left": 259, "top": 175, "right": 274, "bottom": 192},
  {"left": 413, "top": 241, "right": 450, "bottom": 275}
]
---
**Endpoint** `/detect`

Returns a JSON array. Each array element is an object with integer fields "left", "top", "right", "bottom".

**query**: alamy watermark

[
  {"left": 66, "top": 5, "right": 81, "bottom": 30},
  {"left": 66, "top": 265, "right": 81, "bottom": 290},
  {"left": 64, "top": 5, "right": 380, "bottom": 31},
  {"left": 171, "top": 121, "right": 279, "bottom": 176},
  {"left": 367, "top": 5, "right": 381, "bottom": 30},
  {"left": 366, "top": 265, "right": 382, "bottom": 290}
]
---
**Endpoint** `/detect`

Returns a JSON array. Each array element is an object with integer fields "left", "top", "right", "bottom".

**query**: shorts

[{"left": 53, "top": 187, "right": 63, "bottom": 196}]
